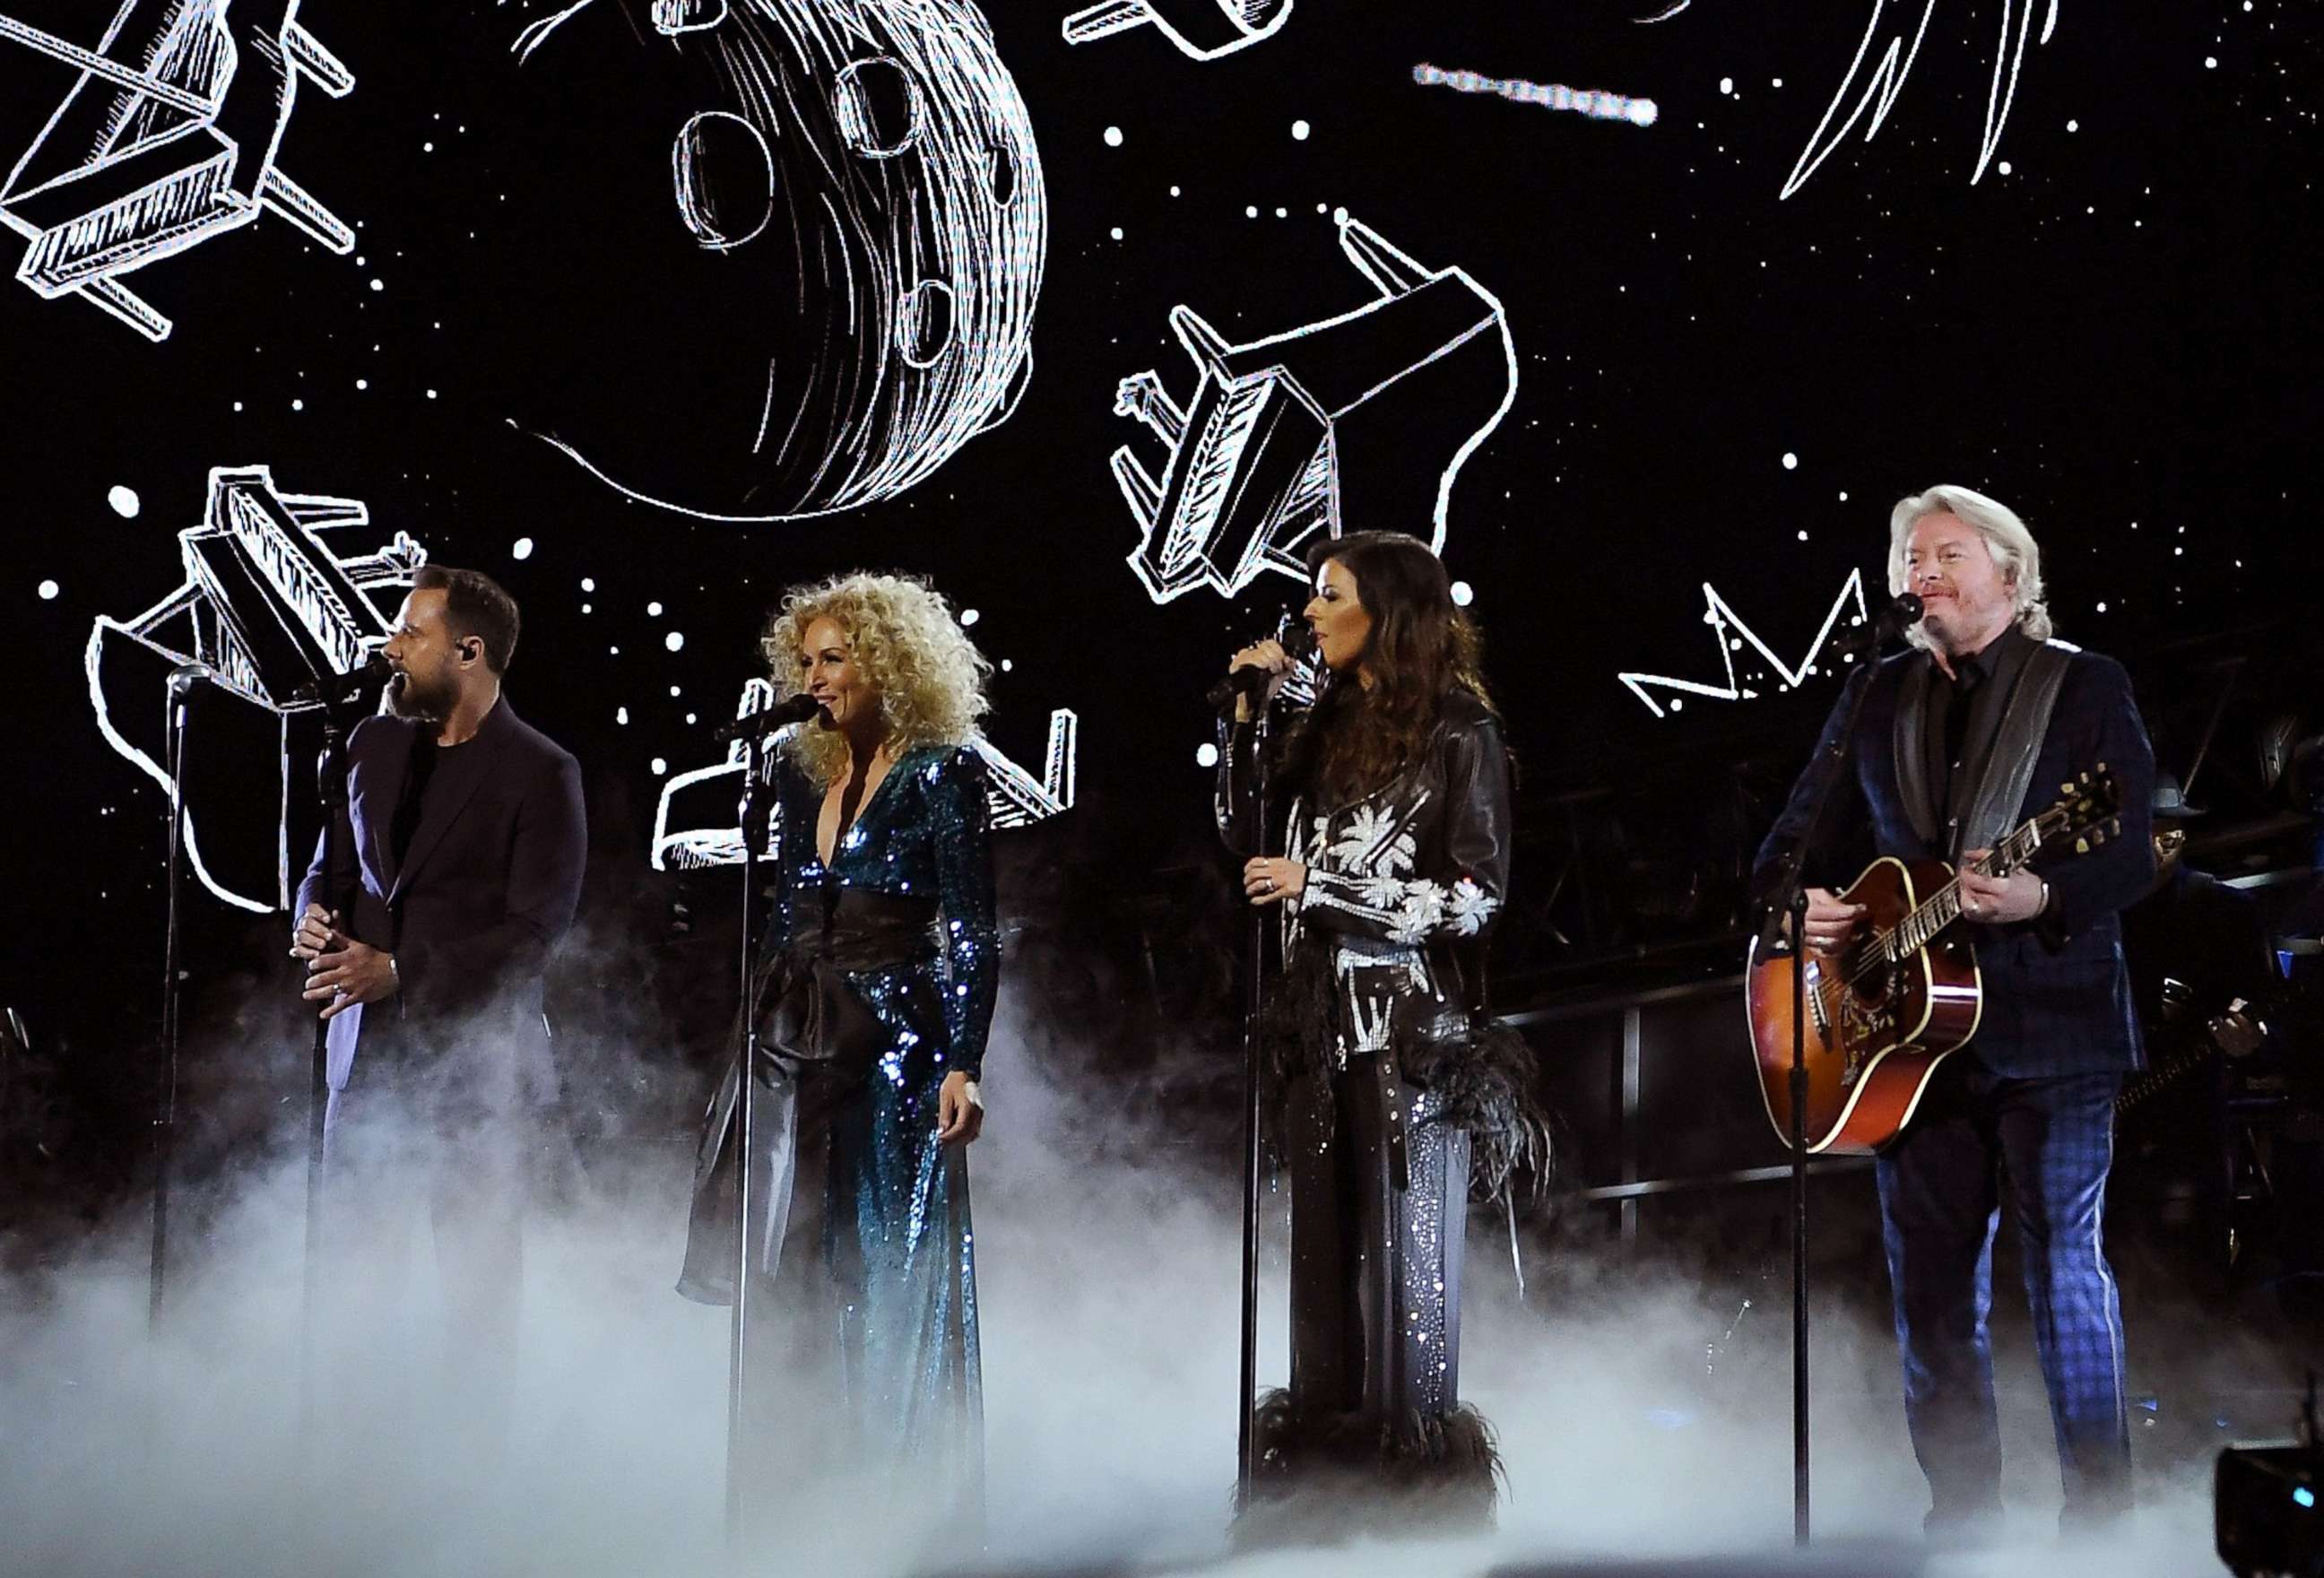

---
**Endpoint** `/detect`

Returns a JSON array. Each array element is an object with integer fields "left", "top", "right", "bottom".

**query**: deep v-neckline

[{"left": 817, "top": 750, "right": 908, "bottom": 868}]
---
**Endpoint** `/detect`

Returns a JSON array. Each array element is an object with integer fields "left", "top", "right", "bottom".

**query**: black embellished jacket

[{"left": 1218, "top": 689, "right": 1539, "bottom": 1187}]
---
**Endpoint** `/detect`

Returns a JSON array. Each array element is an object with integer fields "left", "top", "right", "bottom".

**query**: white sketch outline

[
  {"left": 834, "top": 56, "right": 928, "bottom": 160},
  {"left": 672, "top": 109, "right": 773, "bottom": 251},
  {"left": 1062, "top": 0, "right": 1292, "bottom": 62},
  {"left": 651, "top": 0, "right": 730, "bottom": 36},
  {"left": 651, "top": 685, "right": 1079, "bottom": 870},
  {"left": 1617, "top": 568, "right": 1870, "bottom": 719},
  {"left": 1109, "top": 213, "right": 1515, "bottom": 603},
  {"left": 86, "top": 464, "right": 425, "bottom": 910},
  {"left": 1778, "top": 0, "right": 2060, "bottom": 197},
  {"left": 501, "top": 0, "right": 1047, "bottom": 523},
  {"left": 1, "top": 2, "right": 355, "bottom": 341}
]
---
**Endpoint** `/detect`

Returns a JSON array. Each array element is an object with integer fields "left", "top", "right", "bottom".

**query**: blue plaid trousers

[{"left": 1875, "top": 1057, "right": 2131, "bottom": 1524}]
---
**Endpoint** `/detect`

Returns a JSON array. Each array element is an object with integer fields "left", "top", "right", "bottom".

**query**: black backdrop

[{"left": 3, "top": 0, "right": 2316, "bottom": 1192}]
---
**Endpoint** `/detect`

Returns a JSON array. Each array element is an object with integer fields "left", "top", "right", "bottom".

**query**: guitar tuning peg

[{"left": 2077, "top": 837, "right": 2092, "bottom": 854}]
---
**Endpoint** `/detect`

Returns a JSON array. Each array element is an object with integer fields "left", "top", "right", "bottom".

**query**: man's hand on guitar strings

[
  {"left": 1956, "top": 849, "right": 2049, "bottom": 924},
  {"left": 1799, "top": 887, "right": 1868, "bottom": 954}
]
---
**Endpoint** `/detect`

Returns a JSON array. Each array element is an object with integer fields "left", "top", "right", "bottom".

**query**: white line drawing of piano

[
  {"left": 652, "top": 683, "right": 1078, "bottom": 871},
  {"left": 1062, "top": 0, "right": 1290, "bottom": 61},
  {"left": 1, "top": 1, "right": 355, "bottom": 342},
  {"left": 87, "top": 465, "right": 425, "bottom": 911},
  {"left": 1109, "top": 214, "right": 1515, "bottom": 603}
]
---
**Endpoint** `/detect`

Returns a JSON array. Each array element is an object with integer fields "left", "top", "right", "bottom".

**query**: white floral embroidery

[
  {"left": 1387, "top": 880, "right": 1447, "bottom": 944},
  {"left": 1328, "top": 802, "right": 1418, "bottom": 875},
  {"left": 1359, "top": 872, "right": 1408, "bottom": 908},
  {"left": 1444, "top": 877, "right": 1498, "bottom": 937}
]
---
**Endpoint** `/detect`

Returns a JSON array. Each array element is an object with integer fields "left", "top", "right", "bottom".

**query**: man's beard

[{"left": 384, "top": 670, "right": 448, "bottom": 722}]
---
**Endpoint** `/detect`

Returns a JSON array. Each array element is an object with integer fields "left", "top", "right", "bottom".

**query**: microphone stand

[
  {"left": 299, "top": 700, "right": 358, "bottom": 1440},
  {"left": 1750, "top": 617, "right": 1901, "bottom": 1547},
  {"left": 149, "top": 672, "right": 201, "bottom": 1329},
  {"left": 1210, "top": 622, "right": 1305, "bottom": 1514},
  {"left": 289, "top": 661, "right": 384, "bottom": 1441},
  {"left": 1230, "top": 689, "right": 1276, "bottom": 1514},
  {"left": 724, "top": 724, "right": 774, "bottom": 1552}
]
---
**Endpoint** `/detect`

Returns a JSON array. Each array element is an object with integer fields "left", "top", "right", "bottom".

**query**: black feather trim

[
  {"left": 1260, "top": 942, "right": 1555, "bottom": 1201},
  {"left": 1234, "top": 1387, "right": 1501, "bottom": 1542}
]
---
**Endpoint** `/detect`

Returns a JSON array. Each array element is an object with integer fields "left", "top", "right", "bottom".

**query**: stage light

[{"left": 2216, "top": 1383, "right": 2324, "bottom": 1578}]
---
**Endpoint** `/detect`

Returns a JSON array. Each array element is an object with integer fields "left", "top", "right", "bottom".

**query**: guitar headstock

[{"left": 2039, "top": 763, "right": 2123, "bottom": 854}]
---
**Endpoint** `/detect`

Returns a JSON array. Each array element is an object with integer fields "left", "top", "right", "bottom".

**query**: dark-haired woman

[{"left": 1218, "top": 530, "right": 1540, "bottom": 1530}]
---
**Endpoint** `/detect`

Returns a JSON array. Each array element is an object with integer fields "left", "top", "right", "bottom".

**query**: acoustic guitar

[{"left": 1745, "top": 767, "right": 2122, "bottom": 1154}]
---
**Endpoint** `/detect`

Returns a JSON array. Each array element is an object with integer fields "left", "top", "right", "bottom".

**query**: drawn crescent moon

[{"left": 490, "top": 0, "right": 1046, "bottom": 523}]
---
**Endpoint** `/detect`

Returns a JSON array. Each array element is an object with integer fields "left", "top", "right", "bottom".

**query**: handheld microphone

[
  {"left": 1207, "top": 620, "right": 1317, "bottom": 711},
  {"left": 167, "top": 661, "right": 220, "bottom": 694},
  {"left": 707, "top": 690, "right": 822, "bottom": 743}
]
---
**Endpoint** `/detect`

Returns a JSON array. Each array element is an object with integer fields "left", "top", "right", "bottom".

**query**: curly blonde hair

[{"left": 761, "top": 572, "right": 992, "bottom": 786}]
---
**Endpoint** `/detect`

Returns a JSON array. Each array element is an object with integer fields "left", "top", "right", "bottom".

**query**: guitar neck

[{"left": 1883, "top": 817, "right": 2043, "bottom": 960}]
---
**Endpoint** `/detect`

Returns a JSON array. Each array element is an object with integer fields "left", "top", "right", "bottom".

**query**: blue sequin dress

[{"left": 680, "top": 743, "right": 998, "bottom": 1499}]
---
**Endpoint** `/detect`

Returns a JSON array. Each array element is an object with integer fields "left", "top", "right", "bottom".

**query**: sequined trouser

[
  {"left": 680, "top": 1006, "right": 983, "bottom": 1524},
  {"left": 1287, "top": 1054, "right": 1471, "bottom": 1430}
]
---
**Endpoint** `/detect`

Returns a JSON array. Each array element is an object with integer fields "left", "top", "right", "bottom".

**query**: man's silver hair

[{"left": 1886, "top": 483, "right": 2053, "bottom": 648}]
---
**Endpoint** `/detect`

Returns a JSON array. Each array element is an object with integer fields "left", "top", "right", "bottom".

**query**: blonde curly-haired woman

[{"left": 680, "top": 571, "right": 997, "bottom": 1533}]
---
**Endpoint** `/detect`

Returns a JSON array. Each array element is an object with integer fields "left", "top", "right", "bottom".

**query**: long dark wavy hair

[{"left": 1287, "top": 531, "right": 1495, "bottom": 807}]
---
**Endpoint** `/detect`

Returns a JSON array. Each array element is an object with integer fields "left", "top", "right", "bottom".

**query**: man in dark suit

[
  {"left": 290, "top": 564, "right": 585, "bottom": 1429},
  {"left": 1754, "top": 486, "right": 2156, "bottom": 1539}
]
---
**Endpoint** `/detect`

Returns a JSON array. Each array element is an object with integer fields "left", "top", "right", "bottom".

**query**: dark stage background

[{"left": 1, "top": 0, "right": 2318, "bottom": 1217}]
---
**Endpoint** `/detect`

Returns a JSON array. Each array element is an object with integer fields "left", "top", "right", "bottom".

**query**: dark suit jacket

[
  {"left": 1752, "top": 639, "right": 2156, "bottom": 1078},
  {"left": 298, "top": 696, "right": 585, "bottom": 1097}
]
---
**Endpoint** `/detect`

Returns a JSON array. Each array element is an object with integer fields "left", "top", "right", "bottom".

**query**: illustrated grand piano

[
  {"left": 653, "top": 681, "right": 1079, "bottom": 871},
  {"left": 1, "top": 0, "right": 354, "bottom": 340},
  {"left": 87, "top": 465, "right": 426, "bottom": 912},
  {"left": 1108, "top": 214, "right": 1516, "bottom": 603}
]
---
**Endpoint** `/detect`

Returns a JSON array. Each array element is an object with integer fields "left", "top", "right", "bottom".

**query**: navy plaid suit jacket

[{"left": 1752, "top": 640, "right": 2156, "bottom": 1078}]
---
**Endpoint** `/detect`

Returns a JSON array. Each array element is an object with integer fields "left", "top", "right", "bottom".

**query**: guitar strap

[{"left": 1952, "top": 638, "right": 2076, "bottom": 863}]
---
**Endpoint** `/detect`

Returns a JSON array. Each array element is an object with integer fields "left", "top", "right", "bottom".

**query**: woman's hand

[
  {"left": 1243, "top": 857, "right": 1307, "bottom": 906},
  {"left": 936, "top": 1071, "right": 984, "bottom": 1145},
  {"left": 1227, "top": 639, "right": 1294, "bottom": 723}
]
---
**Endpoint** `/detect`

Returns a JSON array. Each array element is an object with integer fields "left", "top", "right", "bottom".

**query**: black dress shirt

[{"left": 1924, "top": 622, "right": 2038, "bottom": 836}]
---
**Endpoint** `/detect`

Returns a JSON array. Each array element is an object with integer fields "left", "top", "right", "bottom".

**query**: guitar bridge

[{"left": 1804, "top": 958, "right": 1831, "bottom": 1040}]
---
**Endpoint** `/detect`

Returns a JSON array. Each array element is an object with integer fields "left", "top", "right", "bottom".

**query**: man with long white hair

[{"left": 1753, "top": 485, "right": 2157, "bottom": 1540}]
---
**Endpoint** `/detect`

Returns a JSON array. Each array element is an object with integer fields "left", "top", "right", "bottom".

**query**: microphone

[
  {"left": 1880, "top": 591, "right": 1926, "bottom": 630},
  {"left": 168, "top": 661, "right": 220, "bottom": 694},
  {"left": 290, "top": 654, "right": 395, "bottom": 707},
  {"left": 1836, "top": 592, "right": 1924, "bottom": 657},
  {"left": 1207, "top": 620, "right": 1317, "bottom": 712},
  {"left": 707, "top": 690, "right": 822, "bottom": 743}
]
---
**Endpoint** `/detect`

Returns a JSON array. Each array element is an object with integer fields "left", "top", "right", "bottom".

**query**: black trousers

[{"left": 1286, "top": 1054, "right": 1472, "bottom": 1429}]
